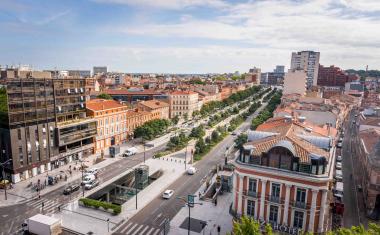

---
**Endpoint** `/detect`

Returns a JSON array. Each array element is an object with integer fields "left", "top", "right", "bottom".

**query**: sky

[{"left": 0, "top": 0, "right": 380, "bottom": 73}]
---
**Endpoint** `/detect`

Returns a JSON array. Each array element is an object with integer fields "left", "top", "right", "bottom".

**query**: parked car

[
  {"left": 335, "top": 170, "right": 343, "bottom": 182},
  {"left": 63, "top": 184, "right": 80, "bottom": 195},
  {"left": 231, "top": 132, "right": 237, "bottom": 136},
  {"left": 336, "top": 155, "right": 342, "bottom": 162},
  {"left": 187, "top": 167, "right": 197, "bottom": 175},
  {"left": 84, "top": 168, "right": 99, "bottom": 176},
  {"left": 85, "top": 180, "right": 99, "bottom": 190},
  {"left": 336, "top": 142, "right": 343, "bottom": 148},
  {"left": 162, "top": 189, "right": 174, "bottom": 199},
  {"left": 336, "top": 162, "right": 342, "bottom": 170}
]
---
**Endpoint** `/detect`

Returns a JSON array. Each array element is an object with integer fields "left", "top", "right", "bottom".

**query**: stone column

[
  {"left": 259, "top": 179, "right": 267, "bottom": 220},
  {"left": 238, "top": 175, "right": 244, "bottom": 215},
  {"left": 318, "top": 190, "right": 328, "bottom": 233},
  {"left": 232, "top": 172, "right": 238, "bottom": 213},
  {"left": 283, "top": 184, "right": 291, "bottom": 226},
  {"left": 308, "top": 189, "right": 319, "bottom": 232}
]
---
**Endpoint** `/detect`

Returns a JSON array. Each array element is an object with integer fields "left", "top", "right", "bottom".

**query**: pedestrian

[
  {"left": 44, "top": 179, "right": 47, "bottom": 186},
  {"left": 214, "top": 198, "right": 217, "bottom": 206},
  {"left": 198, "top": 192, "right": 201, "bottom": 198},
  {"left": 217, "top": 225, "right": 221, "bottom": 235}
]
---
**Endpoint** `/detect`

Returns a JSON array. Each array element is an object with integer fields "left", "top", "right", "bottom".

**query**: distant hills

[{"left": 346, "top": 69, "right": 380, "bottom": 78}]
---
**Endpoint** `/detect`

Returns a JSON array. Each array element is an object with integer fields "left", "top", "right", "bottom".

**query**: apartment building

[
  {"left": 137, "top": 99, "right": 170, "bottom": 120},
  {"left": 290, "top": 51, "right": 320, "bottom": 89},
  {"left": 232, "top": 117, "right": 335, "bottom": 234},
  {"left": 0, "top": 69, "right": 96, "bottom": 183},
  {"left": 126, "top": 110, "right": 153, "bottom": 135},
  {"left": 283, "top": 69, "right": 307, "bottom": 95},
  {"left": 169, "top": 90, "right": 199, "bottom": 118},
  {"left": 86, "top": 99, "right": 129, "bottom": 153}
]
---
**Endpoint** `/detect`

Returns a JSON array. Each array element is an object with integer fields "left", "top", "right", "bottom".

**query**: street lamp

[
  {"left": 79, "top": 159, "right": 89, "bottom": 197},
  {"left": 0, "top": 158, "right": 12, "bottom": 200},
  {"left": 177, "top": 195, "right": 203, "bottom": 235}
]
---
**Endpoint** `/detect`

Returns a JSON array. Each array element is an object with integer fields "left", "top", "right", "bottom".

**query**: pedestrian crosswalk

[
  {"left": 25, "top": 198, "right": 61, "bottom": 214},
  {"left": 115, "top": 221, "right": 161, "bottom": 235}
]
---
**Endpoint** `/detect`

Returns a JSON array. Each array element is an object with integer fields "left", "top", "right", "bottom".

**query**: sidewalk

[
  {"left": 51, "top": 157, "right": 188, "bottom": 235},
  {"left": 0, "top": 154, "right": 120, "bottom": 207},
  {"left": 169, "top": 180, "right": 233, "bottom": 235}
]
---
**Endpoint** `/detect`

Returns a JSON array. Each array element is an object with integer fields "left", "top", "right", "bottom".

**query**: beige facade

[
  {"left": 290, "top": 51, "right": 320, "bottom": 89},
  {"left": 169, "top": 91, "right": 199, "bottom": 118},
  {"left": 137, "top": 99, "right": 170, "bottom": 120},
  {"left": 232, "top": 117, "right": 335, "bottom": 234},
  {"left": 283, "top": 69, "right": 307, "bottom": 95}
]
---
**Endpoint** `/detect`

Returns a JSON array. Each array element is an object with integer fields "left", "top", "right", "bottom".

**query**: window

[
  {"left": 296, "top": 188, "right": 307, "bottom": 203},
  {"left": 269, "top": 205, "right": 278, "bottom": 223},
  {"left": 271, "top": 183, "right": 281, "bottom": 198},
  {"left": 247, "top": 200, "right": 255, "bottom": 217},
  {"left": 248, "top": 179, "right": 257, "bottom": 192},
  {"left": 18, "top": 129, "right": 22, "bottom": 140},
  {"left": 293, "top": 211, "right": 304, "bottom": 229}
]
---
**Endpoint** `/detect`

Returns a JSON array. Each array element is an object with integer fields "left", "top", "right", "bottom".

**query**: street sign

[{"left": 188, "top": 194, "right": 195, "bottom": 207}]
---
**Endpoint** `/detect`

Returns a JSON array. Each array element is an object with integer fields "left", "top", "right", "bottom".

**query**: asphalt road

[
  {"left": 113, "top": 103, "right": 266, "bottom": 235},
  {"left": 341, "top": 109, "right": 361, "bottom": 227},
  {"left": 0, "top": 143, "right": 167, "bottom": 235}
]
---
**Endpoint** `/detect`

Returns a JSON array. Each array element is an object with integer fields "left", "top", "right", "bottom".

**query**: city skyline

[{"left": 1, "top": 0, "right": 380, "bottom": 73}]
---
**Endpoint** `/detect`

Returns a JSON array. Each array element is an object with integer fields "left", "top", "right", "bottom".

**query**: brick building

[
  {"left": 317, "top": 65, "right": 357, "bottom": 87},
  {"left": 86, "top": 99, "right": 129, "bottom": 153}
]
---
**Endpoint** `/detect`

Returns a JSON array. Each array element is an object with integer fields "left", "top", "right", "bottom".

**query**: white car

[
  {"left": 337, "top": 142, "right": 343, "bottom": 148},
  {"left": 336, "top": 155, "right": 342, "bottom": 162},
  {"left": 85, "top": 180, "right": 99, "bottom": 190},
  {"left": 162, "top": 190, "right": 174, "bottom": 199},
  {"left": 84, "top": 168, "right": 99, "bottom": 176},
  {"left": 187, "top": 167, "right": 197, "bottom": 175},
  {"left": 82, "top": 174, "right": 96, "bottom": 185},
  {"left": 336, "top": 162, "right": 342, "bottom": 170}
]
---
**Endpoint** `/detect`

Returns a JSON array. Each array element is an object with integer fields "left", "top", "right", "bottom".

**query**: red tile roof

[
  {"left": 86, "top": 99, "right": 125, "bottom": 111},
  {"left": 170, "top": 90, "right": 198, "bottom": 95},
  {"left": 138, "top": 100, "right": 169, "bottom": 109},
  {"left": 105, "top": 89, "right": 160, "bottom": 95}
]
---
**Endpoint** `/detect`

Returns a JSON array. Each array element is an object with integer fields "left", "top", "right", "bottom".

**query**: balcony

[
  {"left": 244, "top": 190, "right": 258, "bottom": 198},
  {"left": 268, "top": 195, "right": 280, "bottom": 203},
  {"left": 292, "top": 201, "right": 307, "bottom": 209}
]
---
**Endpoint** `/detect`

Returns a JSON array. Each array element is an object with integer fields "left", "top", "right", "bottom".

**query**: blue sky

[{"left": 1, "top": 0, "right": 380, "bottom": 73}]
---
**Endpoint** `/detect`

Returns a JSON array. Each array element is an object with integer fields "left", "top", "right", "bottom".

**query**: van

[
  {"left": 334, "top": 182, "right": 344, "bottom": 199},
  {"left": 123, "top": 147, "right": 138, "bottom": 157}
]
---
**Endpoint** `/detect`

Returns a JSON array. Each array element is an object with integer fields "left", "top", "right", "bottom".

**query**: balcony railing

[
  {"left": 244, "top": 190, "right": 258, "bottom": 198},
  {"left": 292, "top": 201, "right": 307, "bottom": 209},
  {"left": 268, "top": 195, "right": 280, "bottom": 203}
]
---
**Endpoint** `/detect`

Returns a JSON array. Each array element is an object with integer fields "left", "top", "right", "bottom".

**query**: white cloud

[
  {"left": 93, "top": 0, "right": 229, "bottom": 10},
  {"left": 111, "top": 0, "right": 380, "bottom": 71},
  {"left": 339, "top": 0, "right": 380, "bottom": 12}
]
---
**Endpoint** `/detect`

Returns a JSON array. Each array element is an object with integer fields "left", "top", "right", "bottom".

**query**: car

[
  {"left": 337, "top": 142, "right": 343, "bottom": 148},
  {"left": 85, "top": 180, "right": 99, "bottom": 190},
  {"left": 187, "top": 167, "right": 197, "bottom": 175},
  {"left": 336, "top": 162, "right": 342, "bottom": 170},
  {"left": 354, "top": 114, "right": 358, "bottom": 117},
  {"left": 63, "top": 184, "right": 80, "bottom": 195},
  {"left": 231, "top": 132, "right": 237, "bottom": 136},
  {"left": 84, "top": 168, "right": 99, "bottom": 176},
  {"left": 336, "top": 155, "right": 342, "bottom": 162},
  {"left": 339, "top": 137, "right": 343, "bottom": 142},
  {"left": 82, "top": 174, "right": 96, "bottom": 185},
  {"left": 162, "top": 189, "right": 174, "bottom": 199}
]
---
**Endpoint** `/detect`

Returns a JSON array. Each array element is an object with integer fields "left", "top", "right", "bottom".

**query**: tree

[
  {"left": 97, "top": 93, "right": 113, "bottom": 100},
  {"left": 195, "top": 138, "right": 207, "bottom": 154},
  {"left": 183, "top": 113, "right": 189, "bottom": 121},
  {"left": 172, "top": 115, "right": 179, "bottom": 125},
  {"left": 234, "top": 134, "right": 248, "bottom": 149},
  {"left": 231, "top": 216, "right": 261, "bottom": 235},
  {"left": 211, "top": 130, "right": 219, "bottom": 142},
  {"left": 190, "top": 125, "right": 205, "bottom": 139}
]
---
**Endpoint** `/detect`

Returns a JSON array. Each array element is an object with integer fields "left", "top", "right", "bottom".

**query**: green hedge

[{"left": 79, "top": 198, "right": 121, "bottom": 215}]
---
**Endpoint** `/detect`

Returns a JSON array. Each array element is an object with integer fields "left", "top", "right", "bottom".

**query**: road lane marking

[
  {"left": 146, "top": 227, "right": 155, "bottom": 235},
  {"left": 152, "top": 228, "right": 160, "bottom": 235},
  {"left": 138, "top": 225, "right": 150, "bottom": 235},
  {"left": 7, "top": 220, "right": 14, "bottom": 234},
  {"left": 124, "top": 223, "right": 138, "bottom": 234},
  {"left": 120, "top": 222, "right": 133, "bottom": 233},
  {"left": 130, "top": 224, "right": 143, "bottom": 235}
]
